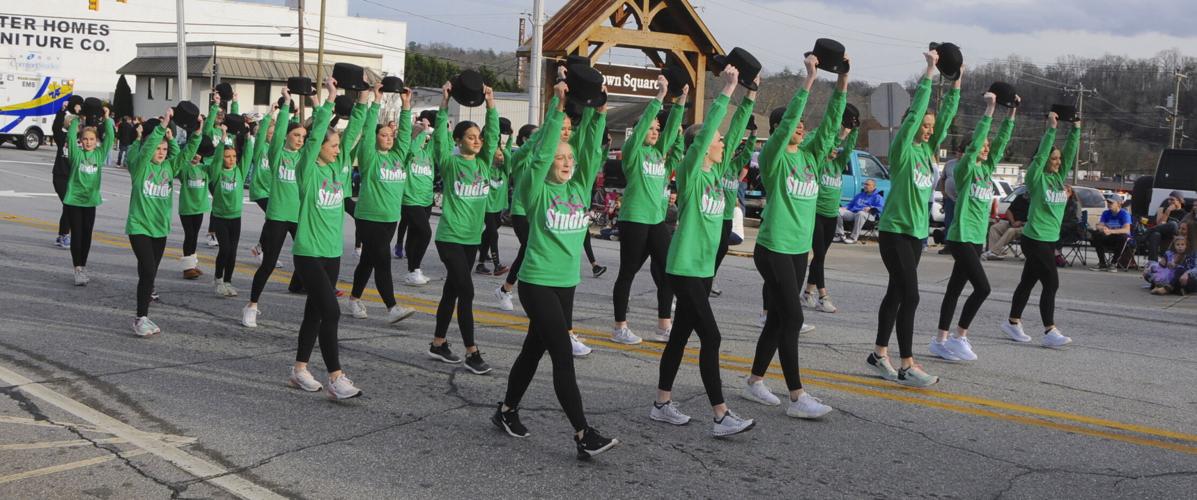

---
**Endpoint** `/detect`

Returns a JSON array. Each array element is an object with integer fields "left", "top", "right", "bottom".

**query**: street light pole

[
  {"left": 297, "top": 0, "right": 306, "bottom": 121},
  {"left": 528, "top": 0, "right": 544, "bottom": 126},
  {"left": 175, "top": 0, "right": 188, "bottom": 103},
  {"left": 1170, "top": 71, "right": 1188, "bottom": 149},
  {"left": 315, "top": 0, "right": 327, "bottom": 103}
]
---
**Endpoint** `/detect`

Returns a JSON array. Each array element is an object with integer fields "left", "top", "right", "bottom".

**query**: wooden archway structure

[{"left": 517, "top": 0, "right": 724, "bottom": 122}]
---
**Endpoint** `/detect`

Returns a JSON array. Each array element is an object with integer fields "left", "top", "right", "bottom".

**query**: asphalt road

[{"left": 1, "top": 146, "right": 1195, "bottom": 499}]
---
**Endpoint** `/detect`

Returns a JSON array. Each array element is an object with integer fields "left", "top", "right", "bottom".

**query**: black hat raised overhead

[
  {"left": 173, "top": 100, "right": 201, "bottom": 132},
  {"left": 566, "top": 63, "right": 607, "bottom": 107},
  {"left": 499, "top": 117, "right": 513, "bottom": 135},
  {"left": 67, "top": 95, "right": 84, "bottom": 115},
  {"left": 746, "top": 114, "right": 758, "bottom": 131},
  {"left": 661, "top": 65, "right": 690, "bottom": 98},
  {"left": 81, "top": 97, "right": 105, "bottom": 119},
  {"left": 930, "top": 42, "right": 963, "bottom": 81},
  {"left": 224, "top": 113, "right": 246, "bottom": 135},
  {"left": 334, "top": 94, "right": 355, "bottom": 119},
  {"left": 214, "top": 82, "right": 233, "bottom": 103},
  {"left": 769, "top": 106, "right": 786, "bottom": 130},
  {"left": 380, "top": 76, "right": 405, "bottom": 93},
  {"left": 843, "top": 102, "right": 861, "bottom": 129},
  {"left": 711, "top": 47, "right": 762, "bottom": 90},
  {"left": 333, "top": 62, "right": 368, "bottom": 92},
  {"left": 417, "top": 109, "right": 438, "bottom": 125},
  {"left": 1050, "top": 103, "right": 1080, "bottom": 122},
  {"left": 988, "top": 81, "right": 1019, "bottom": 108},
  {"left": 287, "top": 76, "right": 315, "bottom": 96},
  {"left": 805, "top": 38, "right": 850, "bottom": 74},
  {"left": 450, "top": 70, "right": 486, "bottom": 107}
]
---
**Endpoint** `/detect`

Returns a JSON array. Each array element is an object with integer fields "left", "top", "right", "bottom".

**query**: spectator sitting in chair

[
  {"left": 1089, "top": 194, "right": 1132, "bottom": 271},
  {"left": 835, "top": 178, "right": 884, "bottom": 244},
  {"left": 1055, "top": 185, "right": 1083, "bottom": 263},
  {"left": 1145, "top": 191, "right": 1188, "bottom": 262},
  {"left": 983, "top": 191, "right": 1029, "bottom": 260}
]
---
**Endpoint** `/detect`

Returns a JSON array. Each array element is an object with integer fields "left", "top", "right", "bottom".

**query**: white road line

[
  {"left": 0, "top": 449, "right": 150, "bottom": 485},
  {"left": 0, "top": 363, "right": 283, "bottom": 500}
]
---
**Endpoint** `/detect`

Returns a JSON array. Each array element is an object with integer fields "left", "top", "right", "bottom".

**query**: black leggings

[
  {"left": 250, "top": 219, "right": 301, "bottom": 302},
  {"left": 504, "top": 215, "right": 530, "bottom": 286},
  {"left": 937, "top": 241, "right": 990, "bottom": 331},
  {"left": 180, "top": 213, "right": 203, "bottom": 256},
  {"left": 254, "top": 198, "right": 268, "bottom": 212},
  {"left": 613, "top": 220, "right": 673, "bottom": 322},
  {"left": 751, "top": 245, "right": 808, "bottom": 391},
  {"left": 351, "top": 218, "right": 397, "bottom": 308},
  {"left": 53, "top": 173, "right": 69, "bottom": 236},
  {"left": 658, "top": 275, "right": 724, "bottom": 406},
  {"left": 876, "top": 231, "right": 924, "bottom": 359},
  {"left": 479, "top": 212, "right": 502, "bottom": 264},
  {"left": 505, "top": 282, "right": 588, "bottom": 431},
  {"left": 1009, "top": 237, "right": 1058, "bottom": 328},
  {"left": 399, "top": 204, "right": 433, "bottom": 272},
  {"left": 807, "top": 214, "right": 837, "bottom": 290},
  {"left": 583, "top": 232, "right": 596, "bottom": 265},
  {"left": 210, "top": 216, "right": 241, "bottom": 283},
  {"left": 64, "top": 205, "right": 95, "bottom": 267},
  {"left": 714, "top": 219, "right": 733, "bottom": 273},
  {"left": 434, "top": 241, "right": 479, "bottom": 347},
  {"left": 129, "top": 235, "right": 166, "bottom": 317},
  {"left": 293, "top": 256, "right": 342, "bottom": 373}
]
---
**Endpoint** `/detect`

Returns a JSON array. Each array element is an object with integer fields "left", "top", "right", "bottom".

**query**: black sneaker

[
  {"left": 491, "top": 403, "right": 529, "bottom": 438},
  {"left": 464, "top": 351, "right": 492, "bottom": 374},
  {"left": 475, "top": 263, "right": 491, "bottom": 275},
  {"left": 574, "top": 426, "right": 619, "bottom": 460},
  {"left": 709, "top": 287, "right": 722, "bottom": 298},
  {"left": 427, "top": 342, "right": 462, "bottom": 364},
  {"left": 592, "top": 264, "right": 607, "bottom": 278}
]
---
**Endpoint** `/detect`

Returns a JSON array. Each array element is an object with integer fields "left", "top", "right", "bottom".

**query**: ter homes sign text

[{"left": 594, "top": 63, "right": 662, "bottom": 98}]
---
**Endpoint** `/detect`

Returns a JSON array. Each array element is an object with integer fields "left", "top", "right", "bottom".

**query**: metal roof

[{"left": 117, "top": 56, "right": 381, "bottom": 82}]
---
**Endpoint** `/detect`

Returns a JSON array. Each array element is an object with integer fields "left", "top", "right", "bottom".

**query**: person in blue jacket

[{"left": 836, "top": 179, "right": 884, "bottom": 243}]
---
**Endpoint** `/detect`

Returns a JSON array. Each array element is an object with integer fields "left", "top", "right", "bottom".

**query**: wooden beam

[
  {"left": 589, "top": 26, "right": 700, "bottom": 53},
  {"left": 644, "top": 49, "right": 666, "bottom": 68},
  {"left": 589, "top": 41, "right": 617, "bottom": 62},
  {"left": 643, "top": 1, "right": 669, "bottom": 27},
  {"left": 693, "top": 52, "right": 706, "bottom": 122}
]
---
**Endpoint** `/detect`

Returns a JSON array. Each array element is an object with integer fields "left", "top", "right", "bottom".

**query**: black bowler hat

[
  {"left": 712, "top": 47, "right": 763, "bottom": 90},
  {"left": 988, "top": 81, "right": 1019, "bottom": 108},
  {"left": 747, "top": 114, "right": 758, "bottom": 131},
  {"left": 277, "top": 95, "right": 298, "bottom": 110},
  {"left": 418, "top": 109, "right": 438, "bottom": 125},
  {"left": 334, "top": 94, "right": 355, "bottom": 119},
  {"left": 287, "top": 76, "right": 315, "bottom": 96},
  {"left": 661, "top": 65, "right": 690, "bottom": 98},
  {"left": 67, "top": 95, "right": 84, "bottom": 114},
  {"left": 81, "top": 97, "right": 105, "bottom": 119},
  {"left": 450, "top": 70, "right": 486, "bottom": 108},
  {"left": 805, "top": 38, "right": 850, "bottom": 74},
  {"left": 499, "top": 117, "right": 513, "bottom": 135},
  {"left": 197, "top": 139, "right": 216, "bottom": 158},
  {"left": 224, "top": 113, "right": 245, "bottom": 135},
  {"left": 930, "top": 42, "right": 963, "bottom": 81},
  {"left": 565, "top": 98, "right": 584, "bottom": 123},
  {"left": 333, "top": 63, "right": 368, "bottom": 91},
  {"left": 214, "top": 82, "right": 233, "bottom": 103},
  {"left": 769, "top": 106, "right": 786, "bottom": 130},
  {"left": 141, "top": 118, "right": 161, "bottom": 134},
  {"left": 843, "top": 102, "right": 861, "bottom": 129},
  {"left": 1050, "top": 104, "right": 1080, "bottom": 122},
  {"left": 381, "top": 76, "right": 405, "bottom": 93},
  {"left": 566, "top": 63, "right": 607, "bottom": 107},
  {"left": 173, "top": 100, "right": 201, "bottom": 132},
  {"left": 562, "top": 55, "right": 590, "bottom": 68}
]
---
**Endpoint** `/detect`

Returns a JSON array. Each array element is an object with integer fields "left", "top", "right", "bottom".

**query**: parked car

[{"left": 839, "top": 149, "right": 891, "bottom": 206}]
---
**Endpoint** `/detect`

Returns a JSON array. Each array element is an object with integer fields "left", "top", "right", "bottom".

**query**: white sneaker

[
  {"left": 494, "top": 286, "right": 514, "bottom": 311},
  {"left": 843, "top": 237, "right": 857, "bottom": 244},
  {"left": 224, "top": 283, "right": 239, "bottom": 297},
  {"left": 670, "top": 298, "right": 676, "bottom": 313},
  {"left": 387, "top": 305, "right": 415, "bottom": 324},
  {"left": 867, "top": 352, "right": 898, "bottom": 381},
  {"left": 1001, "top": 322, "right": 1032, "bottom": 343},
  {"left": 815, "top": 295, "right": 837, "bottom": 313},
  {"left": 347, "top": 299, "right": 368, "bottom": 319},
  {"left": 570, "top": 334, "right": 592, "bottom": 357},
  {"left": 649, "top": 400, "right": 691, "bottom": 425},
  {"left": 250, "top": 244, "right": 263, "bottom": 264},
  {"left": 944, "top": 335, "right": 977, "bottom": 361},
  {"left": 800, "top": 323, "right": 815, "bottom": 334},
  {"left": 326, "top": 374, "right": 363, "bottom": 400},
  {"left": 353, "top": 246, "right": 362, "bottom": 258},
  {"left": 611, "top": 326, "right": 642, "bottom": 345},
  {"left": 215, "top": 281, "right": 228, "bottom": 297},
  {"left": 241, "top": 304, "right": 259, "bottom": 328},
  {"left": 758, "top": 312, "right": 767, "bottom": 328},
  {"left": 132, "top": 317, "right": 160, "bottom": 337},
  {"left": 1042, "top": 328, "right": 1072, "bottom": 348},
  {"left": 288, "top": 366, "right": 323, "bottom": 392},
  {"left": 929, "top": 338, "right": 962, "bottom": 361},
  {"left": 800, "top": 290, "right": 817, "bottom": 309},
  {"left": 646, "top": 325, "right": 670, "bottom": 343},
  {"left": 405, "top": 269, "right": 430, "bottom": 286},
  {"left": 712, "top": 410, "right": 755, "bottom": 437},
  {"left": 786, "top": 392, "right": 833, "bottom": 419},
  {"left": 741, "top": 377, "right": 781, "bottom": 406},
  {"left": 74, "top": 268, "right": 89, "bottom": 286},
  {"left": 206, "top": 233, "right": 219, "bottom": 247}
]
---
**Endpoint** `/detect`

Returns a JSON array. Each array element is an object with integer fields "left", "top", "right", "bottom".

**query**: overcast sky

[{"left": 245, "top": 0, "right": 1197, "bottom": 83}]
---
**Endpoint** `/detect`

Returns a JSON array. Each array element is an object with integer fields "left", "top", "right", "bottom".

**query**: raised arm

[
  {"left": 576, "top": 106, "right": 608, "bottom": 192},
  {"left": 393, "top": 88, "right": 414, "bottom": 161},
  {"left": 889, "top": 51, "right": 938, "bottom": 167},
  {"left": 719, "top": 89, "right": 756, "bottom": 175},
  {"left": 656, "top": 92, "right": 686, "bottom": 155},
  {"left": 622, "top": 80, "right": 666, "bottom": 171},
  {"left": 250, "top": 109, "right": 275, "bottom": 167},
  {"left": 1025, "top": 113, "right": 1059, "bottom": 184},
  {"left": 357, "top": 99, "right": 382, "bottom": 175},
  {"left": 208, "top": 127, "right": 228, "bottom": 180},
  {"left": 477, "top": 86, "right": 501, "bottom": 174},
  {"left": 987, "top": 116, "right": 1016, "bottom": 169},
  {"left": 830, "top": 128, "right": 859, "bottom": 175},
  {"left": 802, "top": 89, "right": 848, "bottom": 162},
  {"left": 268, "top": 94, "right": 292, "bottom": 165},
  {"left": 432, "top": 81, "right": 453, "bottom": 168},
  {"left": 203, "top": 100, "right": 220, "bottom": 141},
  {"left": 929, "top": 69, "right": 962, "bottom": 152},
  {"left": 679, "top": 94, "right": 731, "bottom": 193},
  {"left": 66, "top": 116, "right": 82, "bottom": 164},
  {"left": 522, "top": 83, "right": 568, "bottom": 203},
  {"left": 297, "top": 98, "right": 336, "bottom": 188},
  {"left": 100, "top": 112, "right": 116, "bottom": 158},
  {"left": 1058, "top": 121, "right": 1082, "bottom": 182},
  {"left": 133, "top": 110, "right": 170, "bottom": 177},
  {"left": 338, "top": 99, "right": 369, "bottom": 166}
]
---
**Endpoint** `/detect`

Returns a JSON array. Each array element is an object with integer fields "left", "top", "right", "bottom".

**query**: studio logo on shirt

[
  {"left": 785, "top": 165, "right": 819, "bottom": 198},
  {"left": 720, "top": 174, "right": 740, "bottom": 191},
  {"left": 453, "top": 170, "right": 489, "bottom": 198},
  {"left": 545, "top": 194, "right": 590, "bottom": 233},
  {"left": 187, "top": 178, "right": 206, "bottom": 189},
  {"left": 410, "top": 160, "right": 433, "bottom": 178},
  {"left": 1044, "top": 187, "right": 1068, "bottom": 205},
  {"left": 258, "top": 158, "right": 271, "bottom": 174},
  {"left": 277, "top": 159, "right": 296, "bottom": 183},
  {"left": 317, "top": 179, "right": 344, "bottom": 209},
  {"left": 700, "top": 185, "right": 726, "bottom": 216},
  {"left": 912, "top": 160, "right": 935, "bottom": 189},
  {"left": 220, "top": 180, "right": 237, "bottom": 192},
  {"left": 489, "top": 177, "right": 504, "bottom": 190},
  {"left": 642, "top": 159, "right": 666, "bottom": 178},
  {"left": 79, "top": 163, "right": 98, "bottom": 175},
  {"left": 820, "top": 173, "right": 842, "bottom": 189},
  {"left": 379, "top": 161, "right": 407, "bottom": 182},
  {"left": 969, "top": 177, "right": 993, "bottom": 201},
  {"left": 142, "top": 171, "right": 172, "bottom": 199}
]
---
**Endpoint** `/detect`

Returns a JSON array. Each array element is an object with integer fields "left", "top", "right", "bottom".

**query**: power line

[{"left": 357, "top": 0, "right": 517, "bottom": 42}]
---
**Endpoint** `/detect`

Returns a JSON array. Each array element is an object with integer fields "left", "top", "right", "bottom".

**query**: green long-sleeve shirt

[
  {"left": 125, "top": 124, "right": 176, "bottom": 238},
  {"left": 355, "top": 105, "right": 410, "bottom": 223},
  {"left": 1023, "top": 125, "right": 1081, "bottom": 243},
  {"left": 878, "top": 78, "right": 959, "bottom": 239},
  {"left": 815, "top": 129, "right": 859, "bottom": 218},
  {"left": 292, "top": 101, "right": 350, "bottom": 258},
  {"left": 433, "top": 106, "right": 500, "bottom": 245},
  {"left": 948, "top": 116, "right": 1014, "bottom": 244},
  {"left": 63, "top": 118, "right": 115, "bottom": 207},
  {"left": 247, "top": 109, "right": 276, "bottom": 201},
  {"left": 619, "top": 98, "right": 683, "bottom": 225}
]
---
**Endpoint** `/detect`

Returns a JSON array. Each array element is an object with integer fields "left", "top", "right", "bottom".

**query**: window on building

[
  {"left": 254, "top": 81, "right": 270, "bottom": 106},
  {"left": 165, "top": 78, "right": 174, "bottom": 101},
  {"left": 147, "top": 77, "right": 156, "bottom": 100}
]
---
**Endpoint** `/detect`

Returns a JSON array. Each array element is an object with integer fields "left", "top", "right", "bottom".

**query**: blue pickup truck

[{"left": 743, "top": 149, "right": 890, "bottom": 218}]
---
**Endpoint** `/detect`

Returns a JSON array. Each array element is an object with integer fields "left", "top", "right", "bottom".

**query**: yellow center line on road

[{"left": 4, "top": 212, "right": 1197, "bottom": 456}]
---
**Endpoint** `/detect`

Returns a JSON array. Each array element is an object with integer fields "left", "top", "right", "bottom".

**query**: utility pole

[
  {"left": 517, "top": 15, "right": 527, "bottom": 89},
  {"left": 297, "top": 0, "right": 305, "bottom": 121},
  {"left": 528, "top": 0, "right": 544, "bottom": 126},
  {"left": 1169, "top": 71, "right": 1188, "bottom": 148},
  {"left": 315, "top": 0, "right": 327, "bottom": 103},
  {"left": 1064, "top": 82, "right": 1098, "bottom": 183},
  {"left": 175, "top": 0, "right": 188, "bottom": 104}
]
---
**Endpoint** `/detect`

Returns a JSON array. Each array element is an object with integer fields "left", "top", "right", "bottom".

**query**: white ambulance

[{"left": 0, "top": 72, "right": 74, "bottom": 151}]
